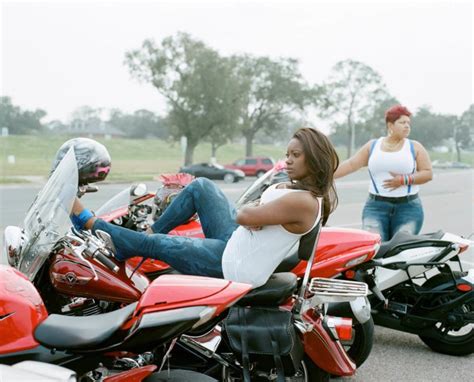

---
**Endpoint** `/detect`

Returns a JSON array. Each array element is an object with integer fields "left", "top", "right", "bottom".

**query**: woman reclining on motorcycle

[{"left": 71, "top": 128, "right": 339, "bottom": 288}]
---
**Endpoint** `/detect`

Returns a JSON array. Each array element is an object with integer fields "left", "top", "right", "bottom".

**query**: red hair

[{"left": 385, "top": 105, "right": 411, "bottom": 124}]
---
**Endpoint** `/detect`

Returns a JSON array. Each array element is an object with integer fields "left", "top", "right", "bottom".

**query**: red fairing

[
  {"left": 291, "top": 227, "right": 381, "bottom": 278},
  {"left": 50, "top": 251, "right": 149, "bottom": 303},
  {"left": 103, "top": 365, "right": 157, "bottom": 382},
  {"left": 302, "top": 309, "right": 356, "bottom": 376},
  {"left": 134, "top": 275, "right": 251, "bottom": 316},
  {"left": 0, "top": 265, "right": 48, "bottom": 354}
]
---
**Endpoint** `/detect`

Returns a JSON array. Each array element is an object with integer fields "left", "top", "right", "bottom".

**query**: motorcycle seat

[
  {"left": 34, "top": 302, "right": 137, "bottom": 351},
  {"left": 376, "top": 230, "right": 446, "bottom": 259},
  {"left": 237, "top": 272, "right": 297, "bottom": 306}
]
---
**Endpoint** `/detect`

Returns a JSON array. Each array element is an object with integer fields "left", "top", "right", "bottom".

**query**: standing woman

[{"left": 334, "top": 105, "right": 433, "bottom": 241}]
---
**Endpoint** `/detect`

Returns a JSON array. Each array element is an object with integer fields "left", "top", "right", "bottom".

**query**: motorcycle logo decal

[
  {"left": 66, "top": 272, "right": 78, "bottom": 285},
  {"left": 51, "top": 271, "right": 92, "bottom": 285},
  {"left": 0, "top": 312, "right": 15, "bottom": 321}
]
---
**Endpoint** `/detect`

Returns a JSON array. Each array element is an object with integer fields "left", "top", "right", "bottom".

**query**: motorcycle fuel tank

[{"left": 49, "top": 250, "right": 149, "bottom": 304}]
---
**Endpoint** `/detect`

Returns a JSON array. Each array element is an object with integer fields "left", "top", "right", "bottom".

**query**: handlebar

[{"left": 95, "top": 251, "right": 120, "bottom": 273}]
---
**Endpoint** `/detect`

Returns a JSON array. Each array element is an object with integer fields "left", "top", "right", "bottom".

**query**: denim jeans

[
  {"left": 362, "top": 195, "right": 424, "bottom": 242},
  {"left": 92, "top": 178, "right": 238, "bottom": 278}
]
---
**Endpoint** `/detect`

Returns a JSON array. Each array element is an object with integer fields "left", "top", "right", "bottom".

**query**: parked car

[
  {"left": 432, "top": 160, "right": 471, "bottom": 169},
  {"left": 179, "top": 162, "right": 245, "bottom": 183},
  {"left": 224, "top": 156, "right": 274, "bottom": 177}
]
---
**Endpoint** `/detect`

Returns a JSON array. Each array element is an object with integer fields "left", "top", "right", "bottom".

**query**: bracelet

[{"left": 71, "top": 209, "right": 94, "bottom": 230}]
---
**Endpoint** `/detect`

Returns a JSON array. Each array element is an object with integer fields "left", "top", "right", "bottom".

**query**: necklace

[{"left": 383, "top": 137, "right": 403, "bottom": 151}]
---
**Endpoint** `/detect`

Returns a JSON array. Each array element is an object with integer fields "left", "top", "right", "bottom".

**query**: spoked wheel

[
  {"left": 221, "top": 356, "right": 329, "bottom": 382},
  {"left": 418, "top": 271, "right": 474, "bottom": 356}
]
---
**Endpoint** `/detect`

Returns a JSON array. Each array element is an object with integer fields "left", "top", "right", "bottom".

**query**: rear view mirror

[{"left": 130, "top": 183, "right": 147, "bottom": 197}]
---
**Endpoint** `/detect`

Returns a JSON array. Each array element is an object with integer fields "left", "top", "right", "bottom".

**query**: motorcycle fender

[
  {"left": 350, "top": 297, "right": 371, "bottom": 324},
  {"left": 302, "top": 311, "right": 356, "bottom": 376},
  {"left": 462, "top": 269, "right": 474, "bottom": 284}
]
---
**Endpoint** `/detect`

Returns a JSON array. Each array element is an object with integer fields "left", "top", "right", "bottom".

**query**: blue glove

[{"left": 71, "top": 209, "right": 94, "bottom": 230}]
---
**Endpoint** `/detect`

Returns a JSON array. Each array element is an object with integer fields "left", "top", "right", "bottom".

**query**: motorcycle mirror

[
  {"left": 3, "top": 226, "right": 25, "bottom": 267},
  {"left": 130, "top": 183, "right": 147, "bottom": 197},
  {"left": 77, "top": 184, "right": 99, "bottom": 198},
  {"left": 95, "top": 229, "right": 117, "bottom": 255}
]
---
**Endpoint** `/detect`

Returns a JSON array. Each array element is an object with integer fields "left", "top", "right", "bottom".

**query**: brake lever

[{"left": 64, "top": 229, "right": 99, "bottom": 281}]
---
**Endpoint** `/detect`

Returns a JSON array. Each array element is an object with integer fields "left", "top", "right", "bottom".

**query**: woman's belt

[{"left": 368, "top": 193, "right": 418, "bottom": 204}]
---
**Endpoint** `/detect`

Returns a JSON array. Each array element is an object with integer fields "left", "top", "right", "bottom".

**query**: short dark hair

[{"left": 385, "top": 105, "right": 412, "bottom": 124}]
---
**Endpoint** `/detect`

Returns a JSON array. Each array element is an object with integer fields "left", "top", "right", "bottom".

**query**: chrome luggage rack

[
  {"left": 308, "top": 277, "right": 368, "bottom": 298},
  {"left": 299, "top": 278, "right": 369, "bottom": 313}
]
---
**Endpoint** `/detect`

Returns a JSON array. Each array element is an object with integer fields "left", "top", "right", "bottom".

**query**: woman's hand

[{"left": 383, "top": 172, "right": 403, "bottom": 191}]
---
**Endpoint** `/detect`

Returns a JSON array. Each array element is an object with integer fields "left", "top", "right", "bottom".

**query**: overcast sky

[{"left": 1, "top": 0, "right": 472, "bottom": 127}]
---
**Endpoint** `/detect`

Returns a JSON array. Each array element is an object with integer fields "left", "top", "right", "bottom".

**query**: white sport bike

[{"left": 337, "top": 230, "right": 474, "bottom": 356}]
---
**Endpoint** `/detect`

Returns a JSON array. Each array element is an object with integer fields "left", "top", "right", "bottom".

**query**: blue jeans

[
  {"left": 362, "top": 195, "right": 424, "bottom": 242},
  {"left": 92, "top": 178, "right": 238, "bottom": 278}
]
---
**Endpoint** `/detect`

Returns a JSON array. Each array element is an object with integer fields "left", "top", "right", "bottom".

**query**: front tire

[{"left": 418, "top": 271, "right": 474, "bottom": 356}]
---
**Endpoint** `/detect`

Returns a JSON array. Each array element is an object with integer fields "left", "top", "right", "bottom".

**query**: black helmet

[{"left": 51, "top": 138, "right": 111, "bottom": 185}]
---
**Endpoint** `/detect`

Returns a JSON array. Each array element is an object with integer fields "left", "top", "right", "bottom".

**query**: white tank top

[
  {"left": 222, "top": 183, "right": 321, "bottom": 288},
  {"left": 368, "top": 138, "right": 419, "bottom": 197}
]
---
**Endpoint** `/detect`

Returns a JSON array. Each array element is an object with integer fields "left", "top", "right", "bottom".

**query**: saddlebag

[{"left": 224, "top": 306, "right": 303, "bottom": 382}]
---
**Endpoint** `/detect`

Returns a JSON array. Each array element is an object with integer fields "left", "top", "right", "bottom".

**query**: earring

[{"left": 389, "top": 129, "right": 393, "bottom": 136}]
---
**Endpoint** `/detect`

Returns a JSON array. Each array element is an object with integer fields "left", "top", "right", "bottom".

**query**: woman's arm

[
  {"left": 412, "top": 141, "right": 433, "bottom": 184},
  {"left": 334, "top": 141, "right": 372, "bottom": 179},
  {"left": 237, "top": 192, "right": 318, "bottom": 234},
  {"left": 72, "top": 198, "right": 97, "bottom": 230}
]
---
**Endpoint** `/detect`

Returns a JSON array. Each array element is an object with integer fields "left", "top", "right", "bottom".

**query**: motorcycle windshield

[
  {"left": 95, "top": 187, "right": 131, "bottom": 216},
  {"left": 20, "top": 148, "right": 78, "bottom": 280},
  {"left": 235, "top": 168, "right": 275, "bottom": 209}
]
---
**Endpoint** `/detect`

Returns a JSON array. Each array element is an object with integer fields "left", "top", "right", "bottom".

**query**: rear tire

[
  {"left": 256, "top": 170, "right": 266, "bottom": 178},
  {"left": 304, "top": 355, "right": 330, "bottom": 382},
  {"left": 418, "top": 271, "right": 474, "bottom": 356},
  {"left": 326, "top": 303, "right": 374, "bottom": 367}
]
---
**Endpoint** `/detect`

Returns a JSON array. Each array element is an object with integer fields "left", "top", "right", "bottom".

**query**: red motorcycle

[
  {"left": 95, "top": 171, "right": 380, "bottom": 367},
  {"left": 3, "top": 148, "right": 370, "bottom": 381}
]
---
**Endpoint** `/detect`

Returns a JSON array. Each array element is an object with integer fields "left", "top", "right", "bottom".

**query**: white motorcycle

[{"left": 337, "top": 229, "right": 474, "bottom": 355}]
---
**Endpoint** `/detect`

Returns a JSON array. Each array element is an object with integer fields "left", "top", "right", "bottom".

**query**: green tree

[
  {"left": 0, "top": 96, "right": 46, "bottom": 134},
  {"left": 409, "top": 106, "right": 453, "bottom": 149},
  {"left": 230, "top": 55, "right": 315, "bottom": 156},
  {"left": 322, "top": 60, "right": 389, "bottom": 157},
  {"left": 108, "top": 109, "right": 168, "bottom": 139},
  {"left": 125, "top": 32, "right": 241, "bottom": 165},
  {"left": 453, "top": 104, "right": 473, "bottom": 161}
]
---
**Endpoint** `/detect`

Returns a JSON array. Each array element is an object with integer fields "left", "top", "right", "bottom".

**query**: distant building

[{"left": 64, "top": 119, "right": 126, "bottom": 139}]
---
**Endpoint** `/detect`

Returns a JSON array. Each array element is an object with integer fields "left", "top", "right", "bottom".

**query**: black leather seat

[
  {"left": 376, "top": 230, "right": 446, "bottom": 259},
  {"left": 237, "top": 273, "right": 298, "bottom": 306},
  {"left": 34, "top": 303, "right": 137, "bottom": 350}
]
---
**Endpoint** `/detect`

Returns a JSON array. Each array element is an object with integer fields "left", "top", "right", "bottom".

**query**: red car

[{"left": 224, "top": 156, "right": 274, "bottom": 177}]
